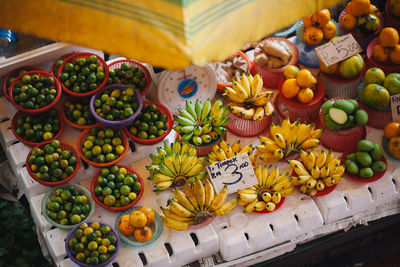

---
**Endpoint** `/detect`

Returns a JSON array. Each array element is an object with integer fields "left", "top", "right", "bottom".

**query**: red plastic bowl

[
  {"left": 61, "top": 96, "right": 102, "bottom": 131},
  {"left": 226, "top": 110, "right": 272, "bottom": 137},
  {"left": 341, "top": 149, "right": 387, "bottom": 183},
  {"left": 77, "top": 126, "right": 129, "bottom": 168},
  {"left": 107, "top": 59, "right": 151, "bottom": 96},
  {"left": 26, "top": 140, "right": 80, "bottom": 187},
  {"left": 57, "top": 52, "right": 109, "bottom": 97},
  {"left": 296, "top": 184, "right": 338, "bottom": 197},
  {"left": 2, "top": 66, "right": 44, "bottom": 101},
  {"left": 123, "top": 101, "right": 173, "bottom": 145},
  {"left": 216, "top": 51, "right": 251, "bottom": 93},
  {"left": 11, "top": 109, "right": 64, "bottom": 147},
  {"left": 90, "top": 165, "right": 144, "bottom": 212},
  {"left": 9, "top": 70, "right": 62, "bottom": 114},
  {"left": 188, "top": 215, "right": 216, "bottom": 230},
  {"left": 50, "top": 53, "right": 74, "bottom": 76},
  {"left": 252, "top": 197, "right": 286, "bottom": 214},
  {"left": 367, "top": 37, "right": 400, "bottom": 74}
]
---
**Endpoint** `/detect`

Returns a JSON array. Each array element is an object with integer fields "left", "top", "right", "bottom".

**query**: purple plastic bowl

[
  {"left": 90, "top": 84, "right": 143, "bottom": 128},
  {"left": 65, "top": 221, "right": 121, "bottom": 267}
]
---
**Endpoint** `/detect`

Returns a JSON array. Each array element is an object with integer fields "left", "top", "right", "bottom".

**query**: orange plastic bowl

[
  {"left": 26, "top": 140, "right": 80, "bottom": 187},
  {"left": 216, "top": 51, "right": 251, "bottom": 93},
  {"left": 123, "top": 101, "right": 173, "bottom": 145},
  {"left": 2, "top": 66, "right": 44, "bottom": 101},
  {"left": 77, "top": 126, "right": 129, "bottom": 168},
  {"left": 9, "top": 70, "right": 62, "bottom": 114},
  {"left": 61, "top": 96, "right": 102, "bottom": 131},
  {"left": 57, "top": 52, "right": 109, "bottom": 97},
  {"left": 90, "top": 165, "right": 144, "bottom": 212}
]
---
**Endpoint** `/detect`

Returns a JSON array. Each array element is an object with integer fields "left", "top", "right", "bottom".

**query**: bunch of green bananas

[
  {"left": 160, "top": 177, "right": 238, "bottom": 231},
  {"left": 174, "top": 99, "right": 230, "bottom": 146},
  {"left": 146, "top": 139, "right": 206, "bottom": 192}
]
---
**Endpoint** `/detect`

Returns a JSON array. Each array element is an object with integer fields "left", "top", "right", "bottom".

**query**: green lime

[{"left": 103, "top": 195, "right": 116, "bottom": 206}]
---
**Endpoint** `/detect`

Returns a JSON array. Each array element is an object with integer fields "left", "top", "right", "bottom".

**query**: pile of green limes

[
  {"left": 68, "top": 222, "right": 118, "bottom": 265},
  {"left": 60, "top": 55, "right": 106, "bottom": 93},
  {"left": 6, "top": 69, "right": 33, "bottom": 96},
  {"left": 15, "top": 109, "right": 61, "bottom": 142},
  {"left": 81, "top": 127, "right": 125, "bottom": 163},
  {"left": 64, "top": 98, "right": 98, "bottom": 126},
  {"left": 93, "top": 87, "right": 139, "bottom": 121},
  {"left": 93, "top": 165, "right": 141, "bottom": 207},
  {"left": 107, "top": 62, "right": 147, "bottom": 93},
  {"left": 46, "top": 185, "right": 91, "bottom": 226},
  {"left": 12, "top": 73, "right": 58, "bottom": 109},
  {"left": 127, "top": 103, "right": 168, "bottom": 139},
  {"left": 28, "top": 140, "right": 77, "bottom": 182}
]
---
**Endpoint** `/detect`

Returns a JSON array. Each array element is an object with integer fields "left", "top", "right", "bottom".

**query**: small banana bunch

[
  {"left": 160, "top": 178, "right": 238, "bottom": 231},
  {"left": 207, "top": 140, "right": 256, "bottom": 165},
  {"left": 224, "top": 72, "right": 274, "bottom": 121},
  {"left": 174, "top": 99, "right": 230, "bottom": 146},
  {"left": 257, "top": 118, "right": 323, "bottom": 162},
  {"left": 289, "top": 149, "right": 344, "bottom": 196},
  {"left": 238, "top": 166, "right": 294, "bottom": 212},
  {"left": 146, "top": 140, "right": 206, "bottom": 192}
]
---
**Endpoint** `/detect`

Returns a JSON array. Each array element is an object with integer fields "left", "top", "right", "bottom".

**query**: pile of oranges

[
  {"left": 373, "top": 27, "right": 400, "bottom": 64},
  {"left": 302, "top": 9, "right": 337, "bottom": 46},
  {"left": 340, "top": 0, "right": 381, "bottom": 33},
  {"left": 281, "top": 66, "right": 317, "bottom": 104},
  {"left": 117, "top": 206, "right": 155, "bottom": 243}
]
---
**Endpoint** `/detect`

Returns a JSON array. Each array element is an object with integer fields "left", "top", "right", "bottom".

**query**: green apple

[
  {"left": 383, "top": 73, "right": 400, "bottom": 95},
  {"left": 339, "top": 54, "right": 364, "bottom": 79}
]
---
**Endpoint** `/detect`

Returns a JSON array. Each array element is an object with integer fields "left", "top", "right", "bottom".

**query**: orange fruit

[
  {"left": 322, "top": 20, "right": 337, "bottom": 39},
  {"left": 384, "top": 122, "right": 400, "bottom": 139},
  {"left": 117, "top": 215, "right": 135, "bottom": 235},
  {"left": 345, "top": 2, "right": 356, "bottom": 16},
  {"left": 320, "top": 61, "right": 338, "bottom": 74},
  {"left": 340, "top": 14, "right": 357, "bottom": 31},
  {"left": 281, "top": 78, "right": 300, "bottom": 99},
  {"left": 303, "top": 26, "right": 324, "bottom": 46},
  {"left": 379, "top": 27, "right": 399, "bottom": 48},
  {"left": 137, "top": 206, "right": 155, "bottom": 226},
  {"left": 297, "top": 88, "right": 314, "bottom": 104},
  {"left": 296, "top": 69, "right": 315, "bottom": 88},
  {"left": 134, "top": 226, "right": 152, "bottom": 242},
  {"left": 372, "top": 44, "right": 389, "bottom": 62},
  {"left": 283, "top": 65, "right": 299, "bottom": 79},
  {"left": 390, "top": 44, "right": 400, "bottom": 64},
  {"left": 351, "top": 0, "right": 371, "bottom": 16},
  {"left": 129, "top": 210, "right": 147, "bottom": 228},
  {"left": 311, "top": 9, "right": 331, "bottom": 28},
  {"left": 303, "top": 16, "right": 312, "bottom": 27}
]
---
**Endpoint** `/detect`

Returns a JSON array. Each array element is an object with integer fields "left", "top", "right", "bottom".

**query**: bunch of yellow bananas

[
  {"left": 237, "top": 166, "right": 294, "bottom": 212},
  {"left": 146, "top": 140, "right": 206, "bottom": 192},
  {"left": 160, "top": 178, "right": 238, "bottom": 231},
  {"left": 257, "top": 118, "right": 323, "bottom": 162},
  {"left": 224, "top": 72, "right": 274, "bottom": 121},
  {"left": 289, "top": 149, "right": 344, "bottom": 196},
  {"left": 207, "top": 140, "right": 256, "bottom": 165}
]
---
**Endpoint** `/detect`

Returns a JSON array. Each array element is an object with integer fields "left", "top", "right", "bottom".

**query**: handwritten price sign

[
  {"left": 391, "top": 94, "right": 400, "bottom": 122},
  {"left": 315, "top": 34, "right": 362, "bottom": 67},
  {"left": 206, "top": 153, "right": 258, "bottom": 195}
]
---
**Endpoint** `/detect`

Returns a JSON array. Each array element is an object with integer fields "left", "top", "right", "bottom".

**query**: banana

[
  {"left": 295, "top": 123, "right": 313, "bottom": 146},
  {"left": 186, "top": 101, "right": 198, "bottom": 122},
  {"left": 243, "top": 199, "right": 257, "bottom": 213},
  {"left": 209, "top": 185, "right": 228, "bottom": 212},
  {"left": 172, "top": 153, "right": 181, "bottom": 175},
  {"left": 240, "top": 73, "right": 251, "bottom": 97},
  {"left": 267, "top": 166, "right": 279, "bottom": 188},
  {"left": 201, "top": 124, "right": 212, "bottom": 134},
  {"left": 200, "top": 99, "right": 211, "bottom": 121},
  {"left": 169, "top": 199, "right": 195, "bottom": 218},
  {"left": 310, "top": 128, "right": 324, "bottom": 139},
  {"left": 203, "top": 179, "right": 214, "bottom": 210},
  {"left": 186, "top": 163, "right": 204, "bottom": 177},
  {"left": 238, "top": 187, "right": 258, "bottom": 195},
  {"left": 146, "top": 164, "right": 159, "bottom": 173},
  {"left": 253, "top": 91, "right": 274, "bottom": 106},
  {"left": 306, "top": 151, "right": 316, "bottom": 170},
  {"left": 162, "top": 156, "right": 177, "bottom": 175},
  {"left": 281, "top": 118, "right": 291, "bottom": 141},
  {"left": 224, "top": 87, "right": 246, "bottom": 103},
  {"left": 259, "top": 135, "right": 275, "bottom": 143},
  {"left": 214, "top": 198, "right": 238, "bottom": 216},
  {"left": 323, "top": 177, "right": 335, "bottom": 187},
  {"left": 208, "top": 152, "right": 218, "bottom": 162},
  {"left": 316, "top": 179, "right": 325, "bottom": 191},
  {"left": 274, "top": 149, "right": 284, "bottom": 160},
  {"left": 332, "top": 174, "right": 343, "bottom": 182},
  {"left": 262, "top": 192, "right": 272, "bottom": 202},
  {"left": 262, "top": 165, "right": 269, "bottom": 187},
  {"left": 273, "top": 178, "right": 292, "bottom": 191},
  {"left": 306, "top": 178, "right": 317, "bottom": 189},
  {"left": 332, "top": 165, "right": 345, "bottom": 176},
  {"left": 161, "top": 216, "right": 191, "bottom": 231},
  {"left": 179, "top": 108, "right": 197, "bottom": 124},
  {"left": 232, "top": 81, "right": 249, "bottom": 100},
  {"left": 238, "top": 144, "right": 253, "bottom": 155},
  {"left": 327, "top": 158, "right": 341, "bottom": 172},
  {"left": 320, "top": 166, "right": 330, "bottom": 178},
  {"left": 308, "top": 188, "right": 318, "bottom": 196},
  {"left": 301, "top": 138, "right": 320, "bottom": 149},
  {"left": 154, "top": 180, "right": 174, "bottom": 192},
  {"left": 231, "top": 140, "right": 241, "bottom": 153},
  {"left": 164, "top": 141, "right": 173, "bottom": 155},
  {"left": 181, "top": 132, "right": 194, "bottom": 143},
  {"left": 316, "top": 150, "right": 327, "bottom": 169},
  {"left": 311, "top": 166, "right": 320, "bottom": 179},
  {"left": 277, "top": 186, "right": 295, "bottom": 197},
  {"left": 180, "top": 125, "right": 195, "bottom": 134},
  {"left": 231, "top": 106, "right": 255, "bottom": 120},
  {"left": 296, "top": 175, "right": 311, "bottom": 184},
  {"left": 326, "top": 150, "right": 334, "bottom": 165},
  {"left": 288, "top": 160, "right": 309, "bottom": 176},
  {"left": 271, "top": 192, "right": 282, "bottom": 204},
  {"left": 184, "top": 183, "right": 199, "bottom": 211},
  {"left": 257, "top": 141, "right": 280, "bottom": 153},
  {"left": 239, "top": 199, "right": 249, "bottom": 206},
  {"left": 195, "top": 99, "right": 203, "bottom": 121},
  {"left": 201, "top": 134, "right": 211, "bottom": 143},
  {"left": 263, "top": 101, "right": 274, "bottom": 116},
  {"left": 149, "top": 153, "right": 162, "bottom": 164},
  {"left": 274, "top": 133, "right": 286, "bottom": 149},
  {"left": 255, "top": 201, "right": 266, "bottom": 211},
  {"left": 224, "top": 145, "right": 235, "bottom": 158},
  {"left": 253, "top": 106, "right": 265, "bottom": 121},
  {"left": 300, "top": 149, "right": 308, "bottom": 163},
  {"left": 180, "top": 154, "right": 197, "bottom": 175},
  {"left": 255, "top": 165, "right": 263, "bottom": 185},
  {"left": 238, "top": 193, "right": 258, "bottom": 203},
  {"left": 158, "top": 164, "right": 175, "bottom": 177},
  {"left": 150, "top": 173, "right": 174, "bottom": 183},
  {"left": 250, "top": 73, "right": 263, "bottom": 98},
  {"left": 173, "top": 188, "right": 197, "bottom": 213},
  {"left": 266, "top": 202, "right": 276, "bottom": 211},
  {"left": 210, "top": 99, "right": 224, "bottom": 118},
  {"left": 192, "top": 178, "right": 205, "bottom": 211},
  {"left": 192, "top": 135, "right": 202, "bottom": 145},
  {"left": 175, "top": 115, "right": 196, "bottom": 127},
  {"left": 299, "top": 184, "right": 308, "bottom": 194},
  {"left": 260, "top": 152, "right": 278, "bottom": 162},
  {"left": 275, "top": 172, "right": 290, "bottom": 184},
  {"left": 216, "top": 149, "right": 227, "bottom": 161},
  {"left": 161, "top": 207, "right": 194, "bottom": 222},
  {"left": 310, "top": 148, "right": 318, "bottom": 159}
]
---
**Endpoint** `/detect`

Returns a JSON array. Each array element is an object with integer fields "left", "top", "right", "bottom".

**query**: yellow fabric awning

[{"left": 0, "top": 0, "right": 343, "bottom": 69}]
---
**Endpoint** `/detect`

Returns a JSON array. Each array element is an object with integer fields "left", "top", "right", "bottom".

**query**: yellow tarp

[{"left": 0, "top": 0, "right": 343, "bottom": 69}]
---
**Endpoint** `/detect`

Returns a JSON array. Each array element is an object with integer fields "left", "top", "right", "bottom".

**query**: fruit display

[
  {"left": 63, "top": 97, "right": 99, "bottom": 127},
  {"left": 107, "top": 61, "right": 148, "bottom": 93},
  {"left": 292, "top": 149, "right": 344, "bottom": 196},
  {"left": 173, "top": 99, "right": 229, "bottom": 146},
  {"left": 92, "top": 85, "right": 141, "bottom": 123},
  {"left": 281, "top": 67, "right": 317, "bottom": 104},
  {"left": 372, "top": 27, "right": 400, "bottom": 64},
  {"left": 146, "top": 140, "right": 206, "bottom": 191},
  {"left": 79, "top": 127, "right": 126, "bottom": 165},
  {"left": 321, "top": 99, "right": 368, "bottom": 130},
  {"left": 27, "top": 140, "right": 78, "bottom": 183},
  {"left": 160, "top": 178, "right": 237, "bottom": 231},
  {"left": 43, "top": 184, "right": 93, "bottom": 227},
  {"left": 10, "top": 71, "right": 60, "bottom": 111},
  {"left": 59, "top": 54, "right": 107, "bottom": 94},
  {"left": 3, "top": 66, "right": 43, "bottom": 100},
  {"left": 302, "top": 9, "right": 337, "bottom": 46},
  {"left": 126, "top": 102, "right": 169, "bottom": 140},
  {"left": 344, "top": 140, "right": 386, "bottom": 178},
  {"left": 320, "top": 53, "right": 365, "bottom": 80},
  {"left": 237, "top": 166, "right": 294, "bottom": 212},
  {"left": 66, "top": 222, "right": 119, "bottom": 265},
  {"left": 224, "top": 72, "right": 274, "bottom": 120},
  {"left": 340, "top": 0, "right": 381, "bottom": 34},
  {"left": 92, "top": 165, "right": 142, "bottom": 209},
  {"left": 207, "top": 140, "right": 256, "bottom": 166},
  {"left": 13, "top": 109, "right": 62, "bottom": 144},
  {"left": 254, "top": 38, "right": 293, "bottom": 68},
  {"left": 117, "top": 206, "right": 157, "bottom": 243},
  {"left": 384, "top": 122, "right": 400, "bottom": 159},
  {"left": 256, "top": 118, "right": 322, "bottom": 162}
]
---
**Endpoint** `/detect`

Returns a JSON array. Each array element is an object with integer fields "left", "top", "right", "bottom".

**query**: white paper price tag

[
  {"left": 206, "top": 153, "right": 258, "bottom": 195},
  {"left": 391, "top": 94, "right": 400, "bottom": 122},
  {"left": 315, "top": 34, "right": 362, "bottom": 66}
]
